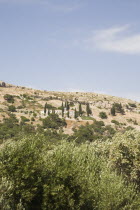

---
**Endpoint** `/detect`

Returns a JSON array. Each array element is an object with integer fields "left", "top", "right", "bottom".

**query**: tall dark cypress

[
  {"left": 79, "top": 103, "right": 82, "bottom": 116},
  {"left": 86, "top": 103, "right": 92, "bottom": 116},
  {"left": 74, "top": 108, "right": 77, "bottom": 119},
  {"left": 66, "top": 102, "right": 70, "bottom": 111},
  {"left": 111, "top": 106, "right": 116, "bottom": 116},
  {"left": 44, "top": 103, "right": 47, "bottom": 115},
  {"left": 62, "top": 102, "right": 64, "bottom": 117}
]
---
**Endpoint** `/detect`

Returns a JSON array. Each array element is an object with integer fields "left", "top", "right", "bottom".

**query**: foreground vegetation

[{"left": 0, "top": 113, "right": 140, "bottom": 209}]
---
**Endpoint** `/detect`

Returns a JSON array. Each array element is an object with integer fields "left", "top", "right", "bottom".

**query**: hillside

[
  {"left": 0, "top": 81, "right": 140, "bottom": 134},
  {"left": 1, "top": 81, "right": 140, "bottom": 209}
]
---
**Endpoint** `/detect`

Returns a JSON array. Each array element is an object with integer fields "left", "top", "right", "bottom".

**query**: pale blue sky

[{"left": 1, "top": 0, "right": 140, "bottom": 101}]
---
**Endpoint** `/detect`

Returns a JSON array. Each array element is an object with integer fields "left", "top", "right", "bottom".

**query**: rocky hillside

[{"left": 0, "top": 81, "right": 140, "bottom": 134}]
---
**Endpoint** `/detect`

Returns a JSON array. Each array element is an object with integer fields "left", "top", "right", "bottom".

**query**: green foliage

[
  {"left": 81, "top": 116, "right": 94, "bottom": 120},
  {"left": 113, "top": 103, "right": 125, "bottom": 115},
  {"left": 74, "top": 108, "right": 79, "bottom": 119},
  {"left": 59, "top": 102, "right": 64, "bottom": 117},
  {"left": 42, "top": 113, "right": 67, "bottom": 129},
  {"left": 125, "top": 126, "right": 134, "bottom": 131},
  {"left": 8, "top": 105, "right": 16, "bottom": 112},
  {"left": 17, "top": 105, "right": 24, "bottom": 109},
  {"left": 127, "top": 118, "right": 138, "bottom": 125},
  {"left": 111, "top": 120, "right": 120, "bottom": 125},
  {"left": 69, "top": 101, "right": 74, "bottom": 107},
  {"left": 33, "top": 112, "right": 37, "bottom": 117},
  {"left": 99, "top": 112, "right": 108, "bottom": 119},
  {"left": 66, "top": 101, "right": 70, "bottom": 111},
  {"left": 22, "top": 93, "right": 33, "bottom": 100},
  {"left": 79, "top": 103, "right": 82, "bottom": 116},
  {"left": 20, "top": 116, "right": 30, "bottom": 123},
  {"left": 70, "top": 120, "right": 115, "bottom": 144},
  {"left": 31, "top": 117, "right": 35, "bottom": 121},
  {"left": 4, "top": 94, "right": 15, "bottom": 103},
  {"left": 104, "top": 131, "right": 140, "bottom": 191},
  {"left": 111, "top": 106, "right": 116, "bottom": 116},
  {"left": 0, "top": 136, "right": 140, "bottom": 209},
  {"left": 86, "top": 103, "right": 92, "bottom": 116},
  {"left": 0, "top": 135, "right": 45, "bottom": 209},
  {"left": 0, "top": 114, "right": 19, "bottom": 141},
  {"left": 0, "top": 114, "right": 37, "bottom": 142},
  {"left": 44, "top": 103, "right": 56, "bottom": 110},
  {"left": 44, "top": 103, "right": 47, "bottom": 114},
  {"left": 128, "top": 103, "right": 137, "bottom": 108}
]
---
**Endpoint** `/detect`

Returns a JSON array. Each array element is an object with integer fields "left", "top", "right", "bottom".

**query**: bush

[
  {"left": 31, "top": 117, "right": 35, "bottom": 121},
  {"left": 70, "top": 120, "right": 115, "bottom": 143},
  {"left": 111, "top": 120, "right": 120, "bottom": 125},
  {"left": 0, "top": 114, "right": 19, "bottom": 141},
  {"left": 20, "top": 116, "right": 30, "bottom": 124},
  {"left": 102, "top": 130, "right": 140, "bottom": 191},
  {"left": 128, "top": 103, "right": 137, "bottom": 108},
  {"left": 8, "top": 105, "right": 16, "bottom": 112},
  {"left": 0, "top": 136, "right": 140, "bottom": 209},
  {"left": 4, "top": 94, "right": 14, "bottom": 103},
  {"left": 42, "top": 113, "right": 67, "bottom": 129},
  {"left": 99, "top": 112, "right": 108, "bottom": 119},
  {"left": 81, "top": 116, "right": 94, "bottom": 120},
  {"left": 17, "top": 105, "right": 24, "bottom": 109}
]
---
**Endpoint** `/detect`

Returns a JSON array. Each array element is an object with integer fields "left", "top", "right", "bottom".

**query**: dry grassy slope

[{"left": 0, "top": 82, "right": 140, "bottom": 134}]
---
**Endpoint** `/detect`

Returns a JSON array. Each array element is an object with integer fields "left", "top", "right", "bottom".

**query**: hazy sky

[{"left": 1, "top": 0, "right": 140, "bottom": 101}]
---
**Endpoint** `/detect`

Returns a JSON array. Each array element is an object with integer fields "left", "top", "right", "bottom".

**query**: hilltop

[{"left": 0, "top": 81, "right": 140, "bottom": 134}]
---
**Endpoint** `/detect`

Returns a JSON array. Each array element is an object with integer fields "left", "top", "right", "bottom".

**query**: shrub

[
  {"left": 17, "top": 105, "right": 24, "bottom": 109},
  {"left": 111, "top": 120, "right": 120, "bottom": 125},
  {"left": 70, "top": 120, "right": 115, "bottom": 143},
  {"left": 42, "top": 113, "right": 67, "bottom": 129},
  {"left": 33, "top": 112, "right": 37, "bottom": 117},
  {"left": 4, "top": 94, "right": 14, "bottom": 103},
  {"left": 31, "top": 117, "right": 35, "bottom": 121},
  {"left": 103, "top": 130, "right": 140, "bottom": 191},
  {"left": 99, "top": 112, "right": 108, "bottom": 119},
  {"left": 20, "top": 116, "right": 30, "bottom": 125},
  {"left": 0, "top": 114, "right": 19, "bottom": 140},
  {"left": 0, "top": 137, "right": 140, "bottom": 209},
  {"left": 8, "top": 105, "right": 16, "bottom": 112},
  {"left": 128, "top": 103, "right": 137, "bottom": 108}
]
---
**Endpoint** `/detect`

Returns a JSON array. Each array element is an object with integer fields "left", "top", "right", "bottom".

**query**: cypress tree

[
  {"left": 74, "top": 108, "right": 77, "bottom": 119},
  {"left": 62, "top": 102, "right": 64, "bottom": 117},
  {"left": 79, "top": 103, "right": 82, "bottom": 116},
  {"left": 111, "top": 106, "right": 116, "bottom": 116},
  {"left": 66, "top": 102, "right": 70, "bottom": 111},
  {"left": 86, "top": 103, "right": 92, "bottom": 116},
  {"left": 44, "top": 103, "right": 47, "bottom": 115}
]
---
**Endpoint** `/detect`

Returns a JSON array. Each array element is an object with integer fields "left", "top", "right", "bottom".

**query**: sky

[{"left": 1, "top": 0, "right": 140, "bottom": 101}]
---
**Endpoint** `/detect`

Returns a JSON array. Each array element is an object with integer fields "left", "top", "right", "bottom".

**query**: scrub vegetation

[{"left": 0, "top": 83, "right": 140, "bottom": 209}]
